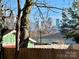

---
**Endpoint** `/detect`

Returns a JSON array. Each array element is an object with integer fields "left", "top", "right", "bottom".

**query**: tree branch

[{"left": 16, "top": 0, "right": 21, "bottom": 51}]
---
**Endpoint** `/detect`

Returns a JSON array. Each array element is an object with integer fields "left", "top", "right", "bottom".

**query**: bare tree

[
  {"left": 19, "top": 0, "right": 32, "bottom": 48},
  {"left": 16, "top": 0, "right": 33, "bottom": 49},
  {"left": 16, "top": 0, "right": 63, "bottom": 48}
]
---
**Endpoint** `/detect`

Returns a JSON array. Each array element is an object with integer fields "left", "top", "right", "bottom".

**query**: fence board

[{"left": 3, "top": 48, "right": 79, "bottom": 59}]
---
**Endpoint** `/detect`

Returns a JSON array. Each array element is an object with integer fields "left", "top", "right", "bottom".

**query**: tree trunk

[
  {"left": 74, "top": 36, "right": 79, "bottom": 44},
  {"left": 20, "top": 0, "right": 32, "bottom": 48}
]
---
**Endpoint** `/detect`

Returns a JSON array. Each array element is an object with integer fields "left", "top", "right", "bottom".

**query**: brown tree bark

[
  {"left": 15, "top": 0, "right": 21, "bottom": 59},
  {"left": 20, "top": 0, "right": 32, "bottom": 48},
  {"left": 16, "top": 0, "right": 21, "bottom": 51}
]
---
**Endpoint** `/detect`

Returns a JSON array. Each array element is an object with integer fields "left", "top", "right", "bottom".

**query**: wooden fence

[{"left": 3, "top": 48, "right": 79, "bottom": 59}]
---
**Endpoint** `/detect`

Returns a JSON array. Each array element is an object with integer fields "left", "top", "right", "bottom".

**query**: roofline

[{"left": 3, "top": 30, "right": 37, "bottom": 43}]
